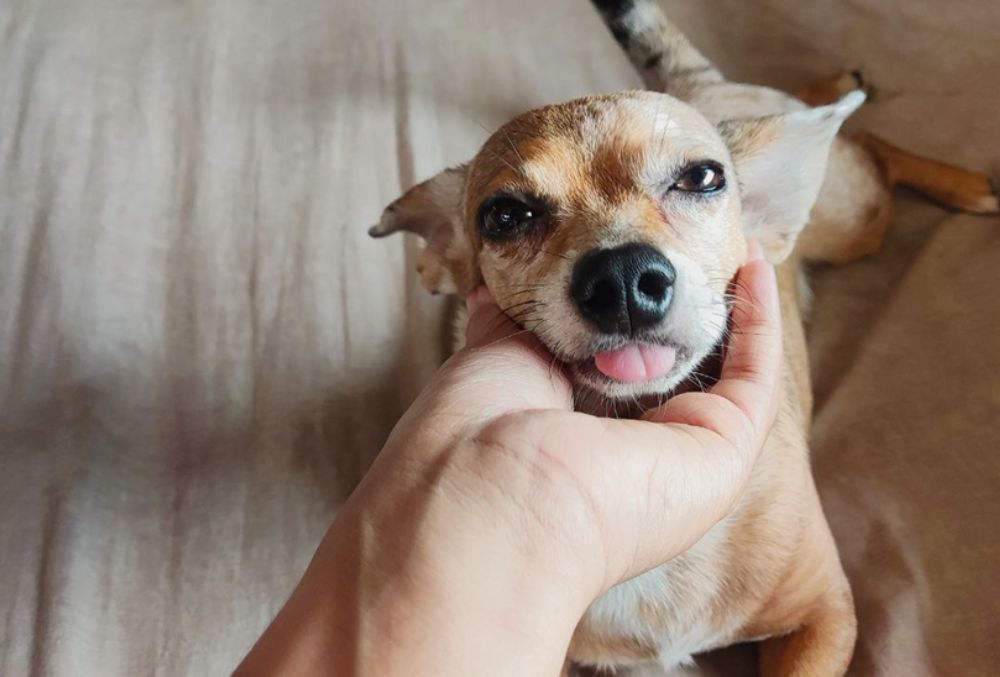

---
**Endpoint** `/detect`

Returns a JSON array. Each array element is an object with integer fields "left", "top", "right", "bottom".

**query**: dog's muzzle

[{"left": 570, "top": 242, "right": 676, "bottom": 336}]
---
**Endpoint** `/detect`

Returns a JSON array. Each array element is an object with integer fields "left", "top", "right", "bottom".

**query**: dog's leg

[
  {"left": 745, "top": 492, "right": 857, "bottom": 677},
  {"left": 798, "top": 127, "right": 999, "bottom": 265},
  {"left": 857, "top": 132, "right": 999, "bottom": 215},
  {"left": 796, "top": 72, "right": 865, "bottom": 106},
  {"left": 757, "top": 576, "right": 856, "bottom": 677}
]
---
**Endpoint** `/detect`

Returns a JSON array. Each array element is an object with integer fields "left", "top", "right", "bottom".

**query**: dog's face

[
  {"left": 466, "top": 94, "right": 743, "bottom": 402},
  {"left": 373, "top": 91, "right": 862, "bottom": 403}
]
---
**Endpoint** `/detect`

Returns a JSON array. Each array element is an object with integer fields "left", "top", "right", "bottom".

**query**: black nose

[{"left": 570, "top": 243, "right": 676, "bottom": 335}]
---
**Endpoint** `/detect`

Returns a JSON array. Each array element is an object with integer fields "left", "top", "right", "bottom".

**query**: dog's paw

[
  {"left": 948, "top": 160, "right": 1000, "bottom": 215},
  {"left": 977, "top": 165, "right": 999, "bottom": 214},
  {"left": 847, "top": 70, "right": 878, "bottom": 101},
  {"left": 797, "top": 71, "right": 875, "bottom": 107}
]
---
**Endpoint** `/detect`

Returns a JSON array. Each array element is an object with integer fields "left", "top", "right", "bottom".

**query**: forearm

[{"left": 236, "top": 493, "right": 587, "bottom": 676}]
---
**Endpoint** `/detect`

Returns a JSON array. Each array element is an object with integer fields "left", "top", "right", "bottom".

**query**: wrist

[
  {"left": 329, "top": 487, "right": 591, "bottom": 676},
  {"left": 238, "top": 423, "right": 606, "bottom": 676}
]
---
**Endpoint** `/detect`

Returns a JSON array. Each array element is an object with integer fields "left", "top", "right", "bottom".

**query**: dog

[{"left": 369, "top": 0, "right": 998, "bottom": 674}]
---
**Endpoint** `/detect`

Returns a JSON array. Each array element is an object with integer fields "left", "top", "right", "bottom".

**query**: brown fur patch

[{"left": 589, "top": 140, "right": 643, "bottom": 203}]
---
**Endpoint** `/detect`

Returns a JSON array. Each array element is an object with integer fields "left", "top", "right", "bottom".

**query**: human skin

[{"left": 235, "top": 242, "right": 781, "bottom": 677}]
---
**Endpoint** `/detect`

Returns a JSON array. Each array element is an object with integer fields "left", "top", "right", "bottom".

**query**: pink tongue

[{"left": 593, "top": 344, "right": 677, "bottom": 383}]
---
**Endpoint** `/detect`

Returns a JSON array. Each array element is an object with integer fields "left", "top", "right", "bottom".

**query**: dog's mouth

[
  {"left": 551, "top": 328, "right": 724, "bottom": 398},
  {"left": 590, "top": 343, "right": 679, "bottom": 383},
  {"left": 565, "top": 338, "right": 725, "bottom": 414},
  {"left": 571, "top": 340, "right": 687, "bottom": 386},
  {"left": 488, "top": 272, "right": 732, "bottom": 413}
]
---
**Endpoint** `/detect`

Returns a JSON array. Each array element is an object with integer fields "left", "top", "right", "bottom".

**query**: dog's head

[{"left": 372, "top": 90, "right": 862, "bottom": 403}]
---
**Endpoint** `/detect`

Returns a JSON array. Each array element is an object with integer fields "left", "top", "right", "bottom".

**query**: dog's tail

[{"left": 589, "top": 0, "right": 724, "bottom": 96}]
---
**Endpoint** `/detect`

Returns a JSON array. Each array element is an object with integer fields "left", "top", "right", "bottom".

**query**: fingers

[
  {"left": 449, "top": 286, "right": 574, "bottom": 412},
  {"left": 464, "top": 285, "right": 492, "bottom": 316},
  {"left": 568, "top": 242, "right": 782, "bottom": 580},
  {"left": 464, "top": 286, "right": 524, "bottom": 347},
  {"left": 407, "top": 257, "right": 782, "bottom": 594},
  {"left": 710, "top": 239, "right": 783, "bottom": 446},
  {"left": 530, "top": 408, "right": 762, "bottom": 589},
  {"left": 646, "top": 240, "right": 782, "bottom": 451},
  {"left": 718, "top": 240, "right": 780, "bottom": 390}
]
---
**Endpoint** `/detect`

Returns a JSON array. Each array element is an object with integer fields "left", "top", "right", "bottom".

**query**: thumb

[{"left": 533, "top": 243, "right": 783, "bottom": 586}]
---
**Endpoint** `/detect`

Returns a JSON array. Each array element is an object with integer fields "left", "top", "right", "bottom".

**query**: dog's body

[{"left": 370, "top": 1, "right": 998, "bottom": 674}]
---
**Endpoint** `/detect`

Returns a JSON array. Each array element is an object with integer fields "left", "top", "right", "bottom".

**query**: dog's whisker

[
  {"left": 499, "top": 299, "right": 540, "bottom": 312},
  {"left": 474, "top": 328, "right": 535, "bottom": 351},
  {"left": 481, "top": 145, "right": 522, "bottom": 176},
  {"left": 538, "top": 248, "right": 571, "bottom": 261},
  {"left": 502, "top": 128, "right": 527, "bottom": 165},
  {"left": 496, "top": 297, "right": 539, "bottom": 310}
]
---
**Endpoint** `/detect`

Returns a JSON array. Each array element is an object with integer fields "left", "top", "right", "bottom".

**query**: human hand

[{"left": 237, "top": 242, "right": 782, "bottom": 677}]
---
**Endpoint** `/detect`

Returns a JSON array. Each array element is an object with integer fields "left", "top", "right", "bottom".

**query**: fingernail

[{"left": 746, "top": 240, "right": 765, "bottom": 263}]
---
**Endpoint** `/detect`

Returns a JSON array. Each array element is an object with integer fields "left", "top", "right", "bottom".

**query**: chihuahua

[{"left": 369, "top": 0, "right": 998, "bottom": 674}]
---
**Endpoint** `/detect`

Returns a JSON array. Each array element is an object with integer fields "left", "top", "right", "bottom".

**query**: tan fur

[
  {"left": 858, "top": 132, "right": 1000, "bottom": 215},
  {"left": 797, "top": 75, "right": 997, "bottom": 217},
  {"left": 370, "top": 165, "right": 473, "bottom": 293},
  {"left": 796, "top": 72, "right": 865, "bottom": 108},
  {"left": 377, "top": 90, "right": 859, "bottom": 675},
  {"left": 795, "top": 138, "right": 895, "bottom": 264},
  {"left": 370, "top": 4, "right": 999, "bottom": 675}
]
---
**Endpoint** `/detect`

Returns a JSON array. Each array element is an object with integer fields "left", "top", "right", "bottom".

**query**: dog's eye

[
  {"left": 673, "top": 162, "right": 726, "bottom": 193},
  {"left": 480, "top": 197, "right": 540, "bottom": 240}
]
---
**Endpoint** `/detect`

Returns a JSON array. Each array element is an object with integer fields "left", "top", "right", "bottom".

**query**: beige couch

[{"left": 1, "top": 0, "right": 998, "bottom": 674}]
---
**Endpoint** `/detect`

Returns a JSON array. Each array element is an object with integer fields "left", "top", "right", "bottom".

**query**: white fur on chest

[
  {"left": 578, "top": 518, "right": 748, "bottom": 672},
  {"left": 572, "top": 398, "right": 810, "bottom": 674}
]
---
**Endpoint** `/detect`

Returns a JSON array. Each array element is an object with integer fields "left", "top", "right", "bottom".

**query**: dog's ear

[
  {"left": 369, "top": 164, "right": 475, "bottom": 294},
  {"left": 719, "top": 91, "right": 865, "bottom": 262}
]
